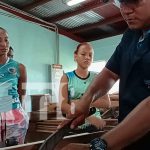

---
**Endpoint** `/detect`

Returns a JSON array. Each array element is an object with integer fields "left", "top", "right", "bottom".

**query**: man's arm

[
  {"left": 101, "top": 96, "right": 150, "bottom": 150},
  {"left": 61, "top": 97, "right": 150, "bottom": 150}
]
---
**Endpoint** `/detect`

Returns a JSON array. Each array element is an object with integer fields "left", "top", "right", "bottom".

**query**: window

[
  {"left": 89, "top": 61, "right": 119, "bottom": 94},
  {"left": 89, "top": 60, "right": 106, "bottom": 73}
]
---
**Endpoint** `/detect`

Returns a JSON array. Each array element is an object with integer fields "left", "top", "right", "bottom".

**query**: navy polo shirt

[{"left": 106, "top": 28, "right": 150, "bottom": 149}]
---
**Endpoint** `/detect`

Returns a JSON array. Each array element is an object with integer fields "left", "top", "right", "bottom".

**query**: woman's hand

[{"left": 87, "top": 116, "right": 106, "bottom": 130}]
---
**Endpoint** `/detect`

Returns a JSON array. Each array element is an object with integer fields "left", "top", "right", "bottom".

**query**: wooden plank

[
  {"left": 37, "top": 125, "right": 57, "bottom": 128},
  {"left": 36, "top": 129, "right": 54, "bottom": 133},
  {"left": 55, "top": 131, "right": 107, "bottom": 150},
  {"left": 27, "top": 131, "right": 108, "bottom": 150},
  {"left": 2, "top": 141, "right": 43, "bottom": 150},
  {"left": 4, "top": 131, "right": 106, "bottom": 150}
]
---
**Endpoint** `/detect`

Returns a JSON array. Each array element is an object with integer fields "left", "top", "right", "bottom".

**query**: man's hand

[
  {"left": 57, "top": 114, "right": 86, "bottom": 129},
  {"left": 58, "top": 107, "right": 97, "bottom": 129},
  {"left": 66, "top": 101, "right": 90, "bottom": 119}
]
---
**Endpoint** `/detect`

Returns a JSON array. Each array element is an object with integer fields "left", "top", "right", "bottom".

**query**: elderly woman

[{"left": 0, "top": 27, "right": 29, "bottom": 147}]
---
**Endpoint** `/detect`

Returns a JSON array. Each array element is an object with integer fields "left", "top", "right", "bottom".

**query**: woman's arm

[
  {"left": 59, "top": 74, "right": 71, "bottom": 115},
  {"left": 18, "top": 63, "right": 27, "bottom": 105}
]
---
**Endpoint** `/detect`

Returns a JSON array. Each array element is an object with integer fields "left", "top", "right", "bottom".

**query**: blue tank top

[
  {"left": 66, "top": 71, "right": 101, "bottom": 129},
  {"left": 66, "top": 71, "right": 97, "bottom": 100},
  {"left": 0, "top": 58, "right": 21, "bottom": 112}
]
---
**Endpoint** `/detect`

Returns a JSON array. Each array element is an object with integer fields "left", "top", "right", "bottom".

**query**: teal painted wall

[
  {"left": 0, "top": 10, "right": 123, "bottom": 109},
  {"left": 59, "top": 35, "right": 78, "bottom": 72},
  {"left": 0, "top": 10, "right": 123, "bottom": 87},
  {"left": 91, "top": 35, "right": 123, "bottom": 61},
  {"left": 0, "top": 12, "right": 54, "bottom": 94},
  {"left": 59, "top": 34, "right": 123, "bottom": 72},
  {"left": 0, "top": 10, "right": 78, "bottom": 95}
]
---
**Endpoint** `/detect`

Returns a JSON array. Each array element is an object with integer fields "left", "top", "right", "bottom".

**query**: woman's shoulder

[
  {"left": 10, "top": 59, "right": 26, "bottom": 67},
  {"left": 8, "top": 59, "right": 20, "bottom": 70},
  {"left": 9, "top": 58, "right": 19, "bottom": 64},
  {"left": 65, "top": 70, "right": 75, "bottom": 77}
]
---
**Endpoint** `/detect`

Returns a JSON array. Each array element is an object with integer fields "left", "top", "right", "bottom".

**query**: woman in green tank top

[{"left": 59, "top": 42, "right": 110, "bottom": 130}]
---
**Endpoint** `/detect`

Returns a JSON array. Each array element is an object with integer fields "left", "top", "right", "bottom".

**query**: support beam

[
  {"left": 0, "top": 2, "right": 84, "bottom": 42},
  {"left": 71, "top": 14, "right": 124, "bottom": 33},
  {"left": 45, "top": 0, "right": 113, "bottom": 22},
  {"left": 22, "top": 0, "right": 52, "bottom": 11}
]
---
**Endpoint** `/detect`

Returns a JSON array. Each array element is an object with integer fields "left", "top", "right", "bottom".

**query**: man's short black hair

[{"left": 118, "top": 0, "right": 139, "bottom": 3}]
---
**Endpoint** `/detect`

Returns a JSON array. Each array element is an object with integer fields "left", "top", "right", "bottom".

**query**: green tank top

[
  {"left": 0, "top": 58, "right": 21, "bottom": 112},
  {"left": 66, "top": 71, "right": 101, "bottom": 129}
]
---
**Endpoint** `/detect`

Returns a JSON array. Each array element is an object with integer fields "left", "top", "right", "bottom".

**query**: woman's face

[
  {"left": 0, "top": 29, "right": 9, "bottom": 56},
  {"left": 74, "top": 44, "right": 94, "bottom": 69}
]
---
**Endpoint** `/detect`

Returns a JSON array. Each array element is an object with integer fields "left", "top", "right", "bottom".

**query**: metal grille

[
  {"left": 57, "top": 11, "right": 103, "bottom": 29},
  {"left": 29, "top": 0, "right": 81, "bottom": 18},
  {"left": 0, "top": 0, "right": 34, "bottom": 7}
]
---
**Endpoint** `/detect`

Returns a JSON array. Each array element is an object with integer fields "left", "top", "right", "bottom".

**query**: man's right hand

[
  {"left": 57, "top": 114, "right": 86, "bottom": 129},
  {"left": 61, "top": 107, "right": 97, "bottom": 130},
  {"left": 66, "top": 100, "right": 90, "bottom": 119}
]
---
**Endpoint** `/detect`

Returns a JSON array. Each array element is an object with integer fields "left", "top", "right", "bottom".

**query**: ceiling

[{"left": 0, "top": 0, "right": 128, "bottom": 42}]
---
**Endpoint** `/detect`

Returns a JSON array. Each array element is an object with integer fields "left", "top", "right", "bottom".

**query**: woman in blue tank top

[
  {"left": 59, "top": 42, "right": 110, "bottom": 130},
  {"left": 0, "top": 27, "right": 29, "bottom": 147}
]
